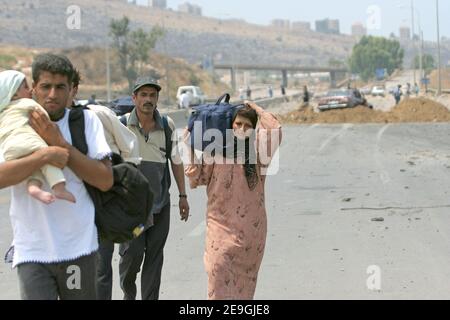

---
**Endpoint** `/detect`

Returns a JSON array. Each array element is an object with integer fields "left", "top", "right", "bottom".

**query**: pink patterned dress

[{"left": 185, "top": 108, "right": 282, "bottom": 300}]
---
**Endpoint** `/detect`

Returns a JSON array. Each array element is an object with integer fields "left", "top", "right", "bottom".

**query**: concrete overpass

[{"left": 212, "top": 63, "right": 348, "bottom": 91}]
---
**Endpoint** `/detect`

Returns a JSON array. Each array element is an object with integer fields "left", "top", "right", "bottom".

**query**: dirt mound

[
  {"left": 389, "top": 97, "right": 450, "bottom": 122},
  {"left": 280, "top": 98, "right": 450, "bottom": 124}
]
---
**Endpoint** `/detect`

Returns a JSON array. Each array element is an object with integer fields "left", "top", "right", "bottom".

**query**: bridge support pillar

[
  {"left": 282, "top": 70, "right": 288, "bottom": 88},
  {"left": 330, "top": 71, "right": 337, "bottom": 88},
  {"left": 231, "top": 67, "right": 237, "bottom": 93}
]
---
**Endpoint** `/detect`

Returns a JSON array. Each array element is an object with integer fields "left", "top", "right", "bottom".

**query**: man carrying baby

[{"left": 0, "top": 53, "right": 113, "bottom": 300}]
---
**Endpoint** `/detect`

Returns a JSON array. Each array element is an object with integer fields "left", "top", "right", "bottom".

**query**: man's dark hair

[
  {"left": 32, "top": 53, "right": 75, "bottom": 85},
  {"left": 72, "top": 68, "right": 81, "bottom": 88}
]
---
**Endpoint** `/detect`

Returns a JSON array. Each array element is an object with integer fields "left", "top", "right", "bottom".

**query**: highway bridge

[{"left": 212, "top": 63, "right": 349, "bottom": 91}]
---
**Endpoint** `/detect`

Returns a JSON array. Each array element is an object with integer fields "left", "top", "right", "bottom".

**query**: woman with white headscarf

[{"left": 0, "top": 70, "right": 75, "bottom": 204}]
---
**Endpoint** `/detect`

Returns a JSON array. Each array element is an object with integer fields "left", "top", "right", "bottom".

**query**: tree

[
  {"left": 349, "top": 36, "right": 404, "bottom": 81},
  {"left": 109, "top": 16, "right": 165, "bottom": 92},
  {"left": 328, "top": 58, "right": 345, "bottom": 68},
  {"left": 413, "top": 54, "right": 436, "bottom": 76}
]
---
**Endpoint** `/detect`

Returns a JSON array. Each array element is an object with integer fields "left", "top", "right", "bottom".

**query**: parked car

[
  {"left": 76, "top": 99, "right": 107, "bottom": 107},
  {"left": 176, "top": 86, "right": 206, "bottom": 109},
  {"left": 107, "top": 96, "right": 135, "bottom": 116},
  {"left": 360, "top": 86, "right": 372, "bottom": 95},
  {"left": 318, "top": 89, "right": 371, "bottom": 111},
  {"left": 371, "top": 86, "right": 386, "bottom": 97}
]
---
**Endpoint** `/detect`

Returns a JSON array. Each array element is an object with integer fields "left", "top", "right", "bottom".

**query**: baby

[{"left": 0, "top": 70, "right": 75, "bottom": 204}]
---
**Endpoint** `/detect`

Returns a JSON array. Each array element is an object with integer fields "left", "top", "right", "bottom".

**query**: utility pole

[
  {"left": 106, "top": 45, "right": 111, "bottom": 103},
  {"left": 419, "top": 30, "right": 424, "bottom": 81},
  {"left": 105, "top": 4, "right": 111, "bottom": 103},
  {"left": 410, "top": 0, "right": 416, "bottom": 85},
  {"left": 436, "top": 0, "right": 442, "bottom": 95},
  {"left": 162, "top": 17, "right": 171, "bottom": 106},
  {"left": 416, "top": 9, "right": 423, "bottom": 83}
]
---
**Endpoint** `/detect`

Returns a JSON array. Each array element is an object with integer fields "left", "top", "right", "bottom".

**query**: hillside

[
  {"left": 0, "top": 0, "right": 356, "bottom": 66},
  {"left": 2, "top": 0, "right": 448, "bottom": 91},
  {"left": 0, "top": 45, "right": 230, "bottom": 103}
]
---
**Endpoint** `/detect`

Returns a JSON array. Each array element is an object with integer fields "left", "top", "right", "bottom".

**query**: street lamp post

[
  {"left": 398, "top": 1, "right": 420, "bottom": 85},
  {"left": 410, "top": 0, "right": 416, "bottom": 85},
  {"left": 105, "top": 4, "right": 111, "bottom": 103},
  {"left": 415, "top": 7, "right": 423, "bottom": 83},
  {"left": 436, "top": 0, "right": 442, "bottom": 95}
]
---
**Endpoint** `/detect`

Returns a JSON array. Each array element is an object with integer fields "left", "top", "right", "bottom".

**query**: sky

[{"left": 133, "top": 0, "right": 449, "bottom": 41}]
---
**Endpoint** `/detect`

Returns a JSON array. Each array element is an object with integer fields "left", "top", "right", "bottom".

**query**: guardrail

[
  {"left": 425, "top": 88, "right": 450, "bottom": 95},
  {"left": 162, "top": 92, "right": 304, "bottom": 122}
]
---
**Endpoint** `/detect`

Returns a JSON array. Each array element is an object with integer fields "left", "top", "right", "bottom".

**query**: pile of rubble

[{"left": 280, "top": 98, "right": 450, "bottom": 124}]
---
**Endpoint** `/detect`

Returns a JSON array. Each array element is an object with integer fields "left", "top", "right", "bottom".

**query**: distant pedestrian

[
  {"left": 268, "top": 86, "right": 273, "bottom": 98},
  {"left": 246, "top": 86, "right": 252, "bottom": 100},
  {"left": 414, "top": 83, "right": 420, "bottom": 97},
  {"left": 88, "top": 94, "right": 97, "bottom": 105},
  {"left": 239, "top": 87, "right": 245, "bottom": 100},
  {"left": 180, "top": 91, "right": 192, "bottom": 119},
  {"left": 303, "top": 85, "right": 310, "bottom": 107},
  {"left": 393, "top": 85, "right": 403, "bottom": 105},
  {"left": 281, "top": 85, "right": 286, "bottom": 96}
]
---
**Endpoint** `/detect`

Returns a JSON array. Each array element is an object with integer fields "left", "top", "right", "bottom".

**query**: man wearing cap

[{"left": 118, "top": 77, "right": 190, "bottom": 300}]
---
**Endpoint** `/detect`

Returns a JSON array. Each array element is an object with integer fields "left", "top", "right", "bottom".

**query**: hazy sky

[{"left": 134, "top": 0, "right": 449, "bottom": 41}]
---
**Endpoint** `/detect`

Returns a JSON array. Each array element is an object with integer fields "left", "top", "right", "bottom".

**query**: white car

[
  {"left": 371, "top": 86, "right": 385, "bottom": 97},
  {"left": 360, "top": 86, "right": 372, "bottom": 95},
  {"left": 176, "top": 86, "right": 206, "bottom": 108}
]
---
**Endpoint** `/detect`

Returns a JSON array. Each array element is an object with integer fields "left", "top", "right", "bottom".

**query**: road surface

[{"left": 2, "top": 118, "right": 450, "bottom": 299}]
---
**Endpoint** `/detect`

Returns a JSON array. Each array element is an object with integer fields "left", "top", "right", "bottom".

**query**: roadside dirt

[{"left": 279, "top": 97, "right": 450, "bottom": 124}]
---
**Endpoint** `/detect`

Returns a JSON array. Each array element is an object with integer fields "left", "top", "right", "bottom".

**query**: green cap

[{"left": 133, "top": 76, "right": 162, "bottom": 94}]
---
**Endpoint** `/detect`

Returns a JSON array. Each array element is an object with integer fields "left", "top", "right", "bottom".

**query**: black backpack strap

[
  {"left": 69, "top": 107, "right": 88, "bottom": 155},
  {"left": 216, "top": 93, "right": 231, "bottom": 105},
  {"left": 162, "top": 115, "right": 173, "bottom": 162}
]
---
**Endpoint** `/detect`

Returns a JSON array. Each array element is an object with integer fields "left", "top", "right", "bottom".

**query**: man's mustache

[{"left": 144, "top": 102, "right": 154, "bottom": 107}]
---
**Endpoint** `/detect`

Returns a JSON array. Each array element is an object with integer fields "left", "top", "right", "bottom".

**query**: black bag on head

[{"left": 68, "top": 108, "right": 153, "bottom": 243}]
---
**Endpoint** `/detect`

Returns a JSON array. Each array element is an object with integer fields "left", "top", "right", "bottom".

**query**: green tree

[
  {"left": 109, "top": 16, "right": 165, "bottom": 92},
  {"left": 349, "top": 36, "right": 404, "bottom": 81},
  {"left": 328, "top": 58, "right": 345, "bottom": 68},
  {"left": 413, "top": 54, "right": 436, "bottom": 76}
]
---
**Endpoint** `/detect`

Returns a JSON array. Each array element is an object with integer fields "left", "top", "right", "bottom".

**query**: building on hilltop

[
  {"left": 399, "top": 26, "right": 411, "bottom": 41},
  {"left": 315, "top": 18, "right": 340, "bottom": 35},
  {"left": 271, "top": 19, "right": 291, "bottom": 30},
  {"left": 292, "top": 21, "right": 311, "bottom": 31},
  {"left": 127, "top": 0, "right": 148, "bottom": 5},
  {"left": 178, "top": 2, "right": 202, "bottom": 16},
  {"left": 351, "top": 22, "right": 367, "bottom": 37},
  {"left": 149, "top": 0, "right": 167, "bottom": 9}
]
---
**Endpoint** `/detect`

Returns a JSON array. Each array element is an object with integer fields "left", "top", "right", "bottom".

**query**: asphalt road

[{"left": 2, "top": 119, "right": 450, "bottom": 299}]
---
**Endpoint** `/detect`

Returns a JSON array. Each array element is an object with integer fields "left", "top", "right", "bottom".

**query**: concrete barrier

[{"left": 160, "top": 92, "right": 304, "bottom": 123}]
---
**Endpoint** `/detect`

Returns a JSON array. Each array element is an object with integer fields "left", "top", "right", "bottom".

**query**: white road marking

[
  {"left": 318, "top": 124, "right": 353, "bottom": 153},
  {"left": 375, "top": 124, "right": 391, "bottom": 184}
]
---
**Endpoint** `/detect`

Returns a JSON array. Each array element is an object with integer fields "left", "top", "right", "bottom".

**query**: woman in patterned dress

[{"left": 185, "top": 101, "right": 282, "bottom": 300}]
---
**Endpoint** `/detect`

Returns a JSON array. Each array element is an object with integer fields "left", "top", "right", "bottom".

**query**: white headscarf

[{"left": 0, "top": 70, "right": 26, "bottom": 112}]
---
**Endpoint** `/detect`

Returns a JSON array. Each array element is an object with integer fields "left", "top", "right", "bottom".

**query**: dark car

[
  {"left": 318, "top": 89, "right": 371, "bottom": 111},
  {"left": 108, "top": 96, "right": 135, "bottom": 116}
]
